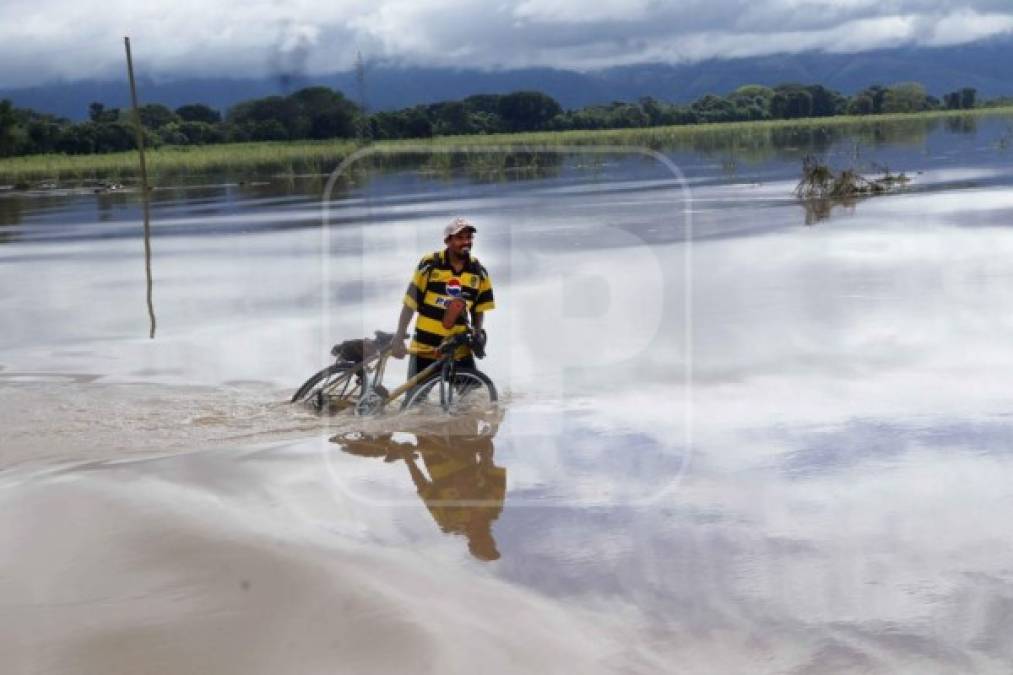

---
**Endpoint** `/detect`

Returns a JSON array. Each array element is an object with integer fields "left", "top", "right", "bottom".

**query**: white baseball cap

[{"left": 443, "top": 217, "right": 477, "bottom": 239}]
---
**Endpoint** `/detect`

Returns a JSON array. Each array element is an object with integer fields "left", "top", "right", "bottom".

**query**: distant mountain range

[{"left": 4, "top": 37, "right": 1012, "bottom": 120}]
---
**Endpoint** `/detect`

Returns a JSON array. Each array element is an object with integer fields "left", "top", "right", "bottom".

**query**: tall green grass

[
  {"left": 0, "top": 139, "right": 360, "bottom": 184},
  {"left": 2, "top": 106, "right": 1011, "bottom": 184}
]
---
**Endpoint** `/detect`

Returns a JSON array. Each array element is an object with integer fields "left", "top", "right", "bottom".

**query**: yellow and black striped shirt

[{"left": 403, "top": 250, "right": 495, "bottom": 357}]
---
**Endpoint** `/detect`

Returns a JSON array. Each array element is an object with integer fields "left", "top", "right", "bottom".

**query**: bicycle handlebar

[
  {"left": 436, "top": 329, "right": 486, "bottom": 358},
  {"left": 362, "top": 328, "right": 483, "bottom": 359}
]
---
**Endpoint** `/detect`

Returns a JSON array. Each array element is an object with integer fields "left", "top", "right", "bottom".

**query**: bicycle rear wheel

[
  {"left": 403, "top": 367, "right": 497, "bottom": 414},
  {"left": 290, "top": 363, "right": 363, "bottom": 407}
]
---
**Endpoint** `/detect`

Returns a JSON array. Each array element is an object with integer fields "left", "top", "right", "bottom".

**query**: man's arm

[
  {"left": 471, "top": 263, "right": 493, "bottom": 336},
  {"left": 394, "top": 256, "right": 431, "bottom": 359},
  {"left": 391, "top": 303, "right": 413, "bottom": 359}
]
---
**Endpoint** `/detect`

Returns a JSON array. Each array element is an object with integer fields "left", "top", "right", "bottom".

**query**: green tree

[
  {"left": 157, "top": 123, "right": 189, "bottom": 146},
  {"left": 88, "top": 101, "right": 105, "bottom": 122},
  {"left": 138, "top": 104, "right": 180, "bottom": 129},
  {"left": 0, "top": 99, "right": 16, "bottom": 157},
  {"left": 249, "top": 119, "right": 289, "bottom": 141},
  {"left": 848, "top": 94, "right": 875, "bottom": 115},
  {"left": 428, "top": 100, "right": 472, "bottom": 135},
  {"left": 178, "top": 121, "right": 224, "bottom": 144},
  {"left": 93, "top": 122, "right": 139, "bottom": 152},
  {"left": 638, "top": 97, "right": 668, "bottom": 126},
  {"left": 770, "top": 85, "right": 813, "bottom": 119},
  {"left": 732, "top": 84, "right": 774, "bottom": 101},
  {"left": 852, "top": 85, "right": 888, "bottom": 114},
  {"left": 497, "top": 91, "right": 562, "bottom": 132},
  {"left": 805, "top": 85, "right": 845, "bottom": 117},
  {"left": 602, "top": 101, "right": 649, "bottom": 128},
  {"left": 728, "top": 85, "right": 774, "bottom": 120},
  {"left": 881, "top": 82, "right": 930, "bottom": 113},
  {"left": 401, "top": 108, "right": 433, "bottom": 138},
  {"left": 960, "top": 87, "right": 977, "bottom": 109},
  {"left": 463, "top": 94, "right": 502, "bottom": 116},
  {"left": 227, "top": 96, "right": 300, "bottom": 138},
  {"left": 87, "top": 101, "right": 121, "bottom": 124},
  {"left": 289, "top": 86, "right": 359, "bottom": 139},
  {"left": 26, "top": 119, "right": 63, "bottom": 154},
  {"left": 691, "top": 94, "right": 741, "bottom": 123},
  {"left": 175, "top": 103, "right": 221, "bottom": 124},
  {"left": 55, "top": 124, "right": 97, "bottom": 154},
  {"left": 367, "top": 108, "right": 433, "bottom": 139}
]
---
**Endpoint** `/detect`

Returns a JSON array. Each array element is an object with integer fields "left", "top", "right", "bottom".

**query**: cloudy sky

[{"left": 2, "top": 0, "right": 1012, "bottom": 87}]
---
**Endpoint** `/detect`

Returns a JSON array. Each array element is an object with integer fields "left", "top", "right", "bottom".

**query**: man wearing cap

[{"left": 391, "top": 218, "right": 495, "bottom": 378}]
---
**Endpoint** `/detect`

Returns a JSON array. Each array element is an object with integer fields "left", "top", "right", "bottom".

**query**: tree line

[{"left": 0, "top": 81, "right": 1002, "bottom": 158}]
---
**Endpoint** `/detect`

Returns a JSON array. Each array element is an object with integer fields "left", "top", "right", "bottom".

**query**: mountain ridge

[{"left": 4, "top": 37, "right": 1011, "bottom": 120}]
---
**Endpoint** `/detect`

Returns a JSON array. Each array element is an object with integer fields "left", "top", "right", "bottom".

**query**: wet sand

[{"left": 0, "top": 442, "right": 654, "bottom": 675}]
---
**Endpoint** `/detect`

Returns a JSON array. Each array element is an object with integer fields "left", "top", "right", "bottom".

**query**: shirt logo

[{"left": 447, "top": 278, "right": 463, "bottom": 298}]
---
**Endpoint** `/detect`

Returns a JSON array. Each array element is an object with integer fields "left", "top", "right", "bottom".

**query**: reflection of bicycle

[{"left": 291, "top": 330, "right": 497, "bottom": 415}]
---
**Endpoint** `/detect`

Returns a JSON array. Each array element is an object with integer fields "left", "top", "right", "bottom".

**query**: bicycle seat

[{"left": 374, "top": 330, "right": 394, "bottom": 345}]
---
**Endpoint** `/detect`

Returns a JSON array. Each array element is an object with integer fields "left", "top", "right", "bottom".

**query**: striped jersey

[{"left": 403, "top": 249, "right": 495, "bottom": 357}]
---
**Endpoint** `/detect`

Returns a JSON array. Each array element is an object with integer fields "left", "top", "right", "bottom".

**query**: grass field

[{"left": 2, "top": 106, "right": 1011, "bottom": 185}]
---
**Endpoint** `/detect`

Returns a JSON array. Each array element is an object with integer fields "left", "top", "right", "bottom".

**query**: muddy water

[{"left": 3, "top": 115, "right": 1013, "bottom": 673}]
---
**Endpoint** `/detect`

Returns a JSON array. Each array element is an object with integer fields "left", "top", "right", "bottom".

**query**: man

[{"left": 391, "top": 217, "right": 495, "bottom": 378}]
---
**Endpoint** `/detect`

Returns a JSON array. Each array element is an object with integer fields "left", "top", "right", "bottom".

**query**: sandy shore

[{"left": 0, "top": 446, "right": 657, "bottom": 675}]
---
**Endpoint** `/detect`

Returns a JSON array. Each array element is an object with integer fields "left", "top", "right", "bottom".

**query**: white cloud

[
  {"left": 513, "top": 0, "right": 655, "bottom": 23},
  {"left": 923, "top": 8, "right": 1013, "bottom": 46},
  {"left": 0, "top": 1, "right": 1011, "bottom": 86}
]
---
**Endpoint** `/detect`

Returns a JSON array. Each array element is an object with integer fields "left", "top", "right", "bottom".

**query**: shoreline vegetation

[{"left": 2, "top": 105, "right": 1012, "bottom": 185}]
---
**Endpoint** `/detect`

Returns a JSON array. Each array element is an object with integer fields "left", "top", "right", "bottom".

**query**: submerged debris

[
  {"left": 91, "top": 181, "right": 124, "bottom": 194},
  {"left": 795, "top": 155, "right": 911, "bottom": 225},
  {"left": 1, "top": 178, "right": 138, "bottom": 198},
  {"left": 795, "top": 155, "right": 909, "bottom": 200}
]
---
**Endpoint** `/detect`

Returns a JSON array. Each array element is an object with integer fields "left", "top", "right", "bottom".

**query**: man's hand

[
  {"left": 393, "top": 305, "right": 414, "bottom": 360},
  {"left": 390, "top": 336, "right": 408, "bottom": 359},
  {"left": 470, "top": 327, "right": 487, "bottom": 358}
]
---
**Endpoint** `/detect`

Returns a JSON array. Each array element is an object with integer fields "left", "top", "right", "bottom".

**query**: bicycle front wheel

[{"left": 403, "top": 367, "right": 498, "bottom": 414}]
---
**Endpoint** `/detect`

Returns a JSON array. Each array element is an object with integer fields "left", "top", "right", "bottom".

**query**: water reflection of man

[{"left": 335, "top": 418, "right": 506, "bottom": 561}]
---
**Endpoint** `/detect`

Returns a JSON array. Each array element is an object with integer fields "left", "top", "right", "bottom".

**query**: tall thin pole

[
  {"left": 354, "top": 50, "right": 371, "bottom": 144},
  {"left": 124, "top": 36, "right": 156, "bottom": 338},
  {"left": 124, "top": 36, "right": 149, "bottom": 192}
]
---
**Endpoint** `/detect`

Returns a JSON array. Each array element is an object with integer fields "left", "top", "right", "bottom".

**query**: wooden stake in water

[
  {"left": 124, "top": 36, "right": 156, "bottom": 338},
  {"left": 123, "top": 37, "right": 149, "bottom": 192}
]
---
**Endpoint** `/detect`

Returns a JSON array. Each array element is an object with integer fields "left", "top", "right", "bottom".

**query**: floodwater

[{"left": 3, "top": 114, "right": 1013, "bottom": 673}]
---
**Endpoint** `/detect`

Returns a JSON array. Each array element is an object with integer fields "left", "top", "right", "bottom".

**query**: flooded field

[{"left": 3, "top": 115, "right": 1013, "bottom": 673}]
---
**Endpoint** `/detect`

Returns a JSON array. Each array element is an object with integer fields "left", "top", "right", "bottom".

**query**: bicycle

[{"left": 291, "top": 330, "right": 497, "bottom": 416}]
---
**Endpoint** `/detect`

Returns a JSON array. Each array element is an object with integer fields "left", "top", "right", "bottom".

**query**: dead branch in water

[{"left": 795, "top": 155, "right": 910, "bottom": 200}]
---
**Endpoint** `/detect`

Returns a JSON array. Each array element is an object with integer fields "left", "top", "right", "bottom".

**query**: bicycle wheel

[
  {"left": 403, "top": 367, "right": 497, "bottom": 414},
  {"left": 290, "top": 363, "right": 362, "bottom": 405}
]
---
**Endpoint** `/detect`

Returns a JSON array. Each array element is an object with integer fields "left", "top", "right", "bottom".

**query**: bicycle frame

[{"left": 360, "top": 349, "right": 454, "bottom": 411}]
